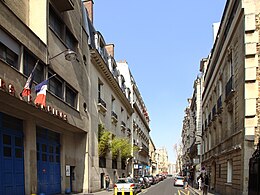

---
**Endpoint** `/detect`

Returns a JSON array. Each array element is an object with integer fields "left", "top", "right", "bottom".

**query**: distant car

[
  {"left": 114, "top": 178, "right": 142, "bottom": 195},
  {"left": 173, "top": 176, "right": 184, "bottom": 187}
]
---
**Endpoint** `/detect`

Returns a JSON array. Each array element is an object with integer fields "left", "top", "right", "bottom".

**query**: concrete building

[
  {"left": 200, "top": 0, "right": 260, "bottom": 194},
  {"left": 0, "top": 0, "right": 91, "bottom": 194}
]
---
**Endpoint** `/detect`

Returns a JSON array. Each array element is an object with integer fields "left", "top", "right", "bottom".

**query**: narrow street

[{"left": 139, "top": 178, "right": 195, "bottom": 195}]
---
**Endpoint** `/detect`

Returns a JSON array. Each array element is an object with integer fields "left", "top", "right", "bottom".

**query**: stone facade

[{"left": 200, "top": 1, "right": 260, "bottom": 195}]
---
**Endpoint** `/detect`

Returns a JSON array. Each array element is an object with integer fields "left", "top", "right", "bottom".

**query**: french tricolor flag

[{"left": 34, "top": 79, "right": 48, "bottom": 107}]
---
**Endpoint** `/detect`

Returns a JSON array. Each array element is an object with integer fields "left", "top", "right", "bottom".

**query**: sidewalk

[
  {"left": 188, "top": 186, "right": 215, "bottom": 195},
  {"left": 59, "top": 189, "right": 114, "bottom": 195}
]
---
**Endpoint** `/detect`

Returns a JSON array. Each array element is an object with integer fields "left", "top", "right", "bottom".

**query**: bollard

[
  {"left": 130, "top": 186, "right": 133, "bottom": 195},
  {"left": 114, "top": 187, "right": 118, "bottom": 195},
  {"left": 122, "top": 186, "right": 125, "bottom": 195}
]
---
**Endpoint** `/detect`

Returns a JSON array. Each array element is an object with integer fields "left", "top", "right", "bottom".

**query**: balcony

[
  {"left": 98, "top": 97, "right": 107, "bottom": 114},
  {"left": 139, "top": 143, "right": 149, "bottom": 155},
  {"left": 111, "top": 111, "right": 118, "bottom": 124},
  {"left": 121, "top": 121, "right": 126, "bottom": 131},
  {"left": 225, "top": 76, "right": 235, "bottom": 100},
  {"left": 127, "top": 128, "right": 131, "bottom": 137},
  {"left": 52, "top": 0, "right": 74, "bottom": 12}
]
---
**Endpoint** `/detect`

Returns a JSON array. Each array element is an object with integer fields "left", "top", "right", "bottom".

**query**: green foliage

[
  {"left": 111, "top": 137, "right": 123, "bottom": 159},
  {"left": 98, "top": 124, "right": 111, "bottom": 157},
  {"left": 98, "top": 124, "right": 137, "bottom": 159},
  {"left": 112, "top": 138, "right": 137, "bottom": 160}
]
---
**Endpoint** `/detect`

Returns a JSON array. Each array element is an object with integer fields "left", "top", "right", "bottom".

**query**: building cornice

[{"left": 90, "top": 48, "right": 134, "bottom": 114}]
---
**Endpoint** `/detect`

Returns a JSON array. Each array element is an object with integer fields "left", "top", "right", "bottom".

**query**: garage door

[
  {"left": 37, "top": 126, "right": 61, "bottom": 195},
  {"left": 0, "top": 112, "right": 25, "bottom": 195}
]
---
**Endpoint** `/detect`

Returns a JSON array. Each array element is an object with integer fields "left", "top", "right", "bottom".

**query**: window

[
  {"left": 49, "top": 7, "right": 63, "bottom": 38},
  {"left": 111, "top": 96, "right": 115, "bottom": 112},
  {"left": 48, "top": 70, "right": 78, "bottom": 108},
  {"left": 48, "top": 72, "right": 63, "bottom": 99},
  {"left": 49, "top": 6, "right": 78, "bottom": 49},
  {"left": 98, "top": 80, "right": 103, "bottom": 100},
  {"left": 218, "top": 164, "right": 221, "bottom": 178},
  {"left": 0, "top": 42, "right": 18, "bottom": 68},
  {"left": 66, "top": 85, "right": 77, "bottom": 107},
  {"left": 228, "top": 51, "right": 233, "bottom": 78},
  {"left": 23, "top": 50, "right": 44, "bottom": 83},
  {"left": 65, "top": 29, "right": 77, "bottom": 50},
  {"left": 227, "top": 160, "right": 232, "bottom": 183}
]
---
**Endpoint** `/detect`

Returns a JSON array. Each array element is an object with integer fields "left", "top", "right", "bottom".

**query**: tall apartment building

[
  {"left": 200, "top": 0, "right": 260, "bottom": 194},
  {"left": 117, "top": 61, "right": 151, "bottom": 178},
  {"left": 149, "top": 137, "right": 157, "bottom": 175},
  {"left": 156, "top": 147, "right": 169, "bottom": 174},
  {"left": 0, "top": 0, "right": 153, "bottom": 194}
]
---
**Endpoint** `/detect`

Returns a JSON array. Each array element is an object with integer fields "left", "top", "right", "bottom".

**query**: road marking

[{"left": 178, "top": 189, "right": 190, "bottom": 195}]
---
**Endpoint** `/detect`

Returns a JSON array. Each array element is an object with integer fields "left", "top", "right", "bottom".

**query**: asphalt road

[{"left": 139, "top": 178, "right": 195, "bottom": 195}]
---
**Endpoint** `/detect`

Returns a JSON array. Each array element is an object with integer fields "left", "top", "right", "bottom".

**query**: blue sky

[{"left": 93, "top": 1, "right": 226, "bottom": 162}]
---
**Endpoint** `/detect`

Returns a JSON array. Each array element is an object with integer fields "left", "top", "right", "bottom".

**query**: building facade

[
  {"left": 200, "top": 0, "right": 260, "bottom": 194},
  {"left": 156, "top": 147, "right": 169, "bottom": 174},
  {"left": 0, "top": 0, "right": 91, "bottom": 194},
  {"left": 0, "top": 0, "right": 154, "bottom": 194}
]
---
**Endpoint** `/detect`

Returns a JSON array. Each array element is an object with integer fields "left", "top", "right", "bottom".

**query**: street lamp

[{"left": 49, "top": 49, "right": 77, "bottom": 62}]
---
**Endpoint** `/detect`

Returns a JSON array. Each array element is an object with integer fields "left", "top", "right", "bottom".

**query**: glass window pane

[
  {"left": 42, "top": 144, "right": 47, "bottom": 152},
  {"left": 48, "top": 75, "right": 62, "bottom": 98},
  {"left": 42, "top": 154, "right": 47, "bottom": 161},
  {"left": 3, "top": 134, "right": 11, "bottom": 145},
  {"left": 15, "top": 137, "right": 22, "bottom": 147},
  {"left": 4, "top": 147, "right": 11, "bottom": 157},
  {"left": 49, "top": 155, "right": 54, "bottom": 162},
  {"left": 56, "top": 155, "right": 60, "bottom": 163},
  {"left": 49, "top": 146, "right": 53, "bottom": 153},
  {"left": 15, "top": 148, "right": 22, "bottom": 158},
  {"left": 49, "top": 8, "right": 63, "bottom": 37},
  {"left": 66, "top": 86, "right": 76, "bottom": 107}
]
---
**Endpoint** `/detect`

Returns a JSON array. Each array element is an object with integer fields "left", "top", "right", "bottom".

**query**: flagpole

[
  {"left": 31, "top": 74, "right": 57, "bottom": 90},
  {"left": 46, "top": 74, "right": 57, "bottom": 81},
  {"left": 20, "top": 59, "right": 40, "bottom": 100}
]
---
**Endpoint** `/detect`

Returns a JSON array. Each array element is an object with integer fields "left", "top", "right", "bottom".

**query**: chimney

[
  {"left": 83, "top": 0, "right": 94, "bottom": 24},
  {"left": 105, "top": 44, "right": 115, "bottom": 57}
]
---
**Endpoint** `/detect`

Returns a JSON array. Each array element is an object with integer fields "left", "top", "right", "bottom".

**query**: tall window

[
  {"left": 48, "top": 72, "right": 63, "bottom": 99},
  {"left": 228, "top": 52, "right": 234, "bottom": 78},
  {"left": 98, "top": 80, "right": 103, "bottom": 100},
  {"left": 227, "top": 160, "right": 232, "bottom": 183},
  {"left": 218, "top": 80, "right": 222, "bottom": 97},
  {"left": 66, "top": 85, "right": 77, "bottom": 107},
  {"left": 49, "top": 7, "right": 63, "bottom": 38},
  {"left": 23, "top": 50, "right": 44, "bottom": 83},
  {"left": 111, "top": 96, "right": 115, "bottom": 112},
  {"left": 49, "top": 6, "right": 77, "bottom": 50},
  {"left": 0, "top": 42, "right": 18, "bottom": 68}
]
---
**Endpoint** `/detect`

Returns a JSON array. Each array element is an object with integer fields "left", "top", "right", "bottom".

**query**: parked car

[
  {"left": 173, "top": 176, "right": 184, "bottom": 187},
  {"left": 114, "top": 177, "right": 142, "bottom": 195},
  {"left": 144, "top": 175, "right": 155, "bottom": 185},
  {"left": 137, "top": 176, "right": 150, "bottom": 189},
  {"left": 143, "top": 176, "right": 151, "bottom": 188}
]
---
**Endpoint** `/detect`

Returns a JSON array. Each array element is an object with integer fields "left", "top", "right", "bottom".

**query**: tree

[{"left": 98, "top": 124, "right": 111, "bottom": 157}]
